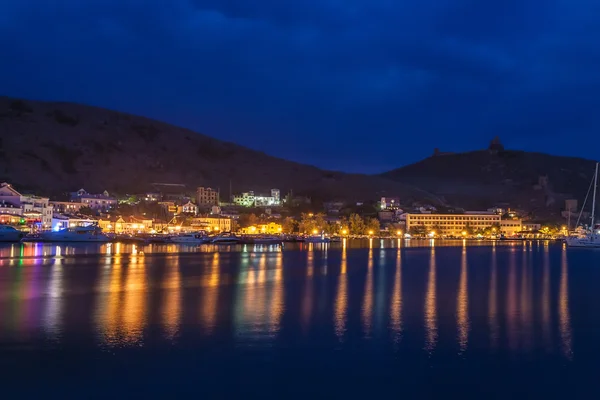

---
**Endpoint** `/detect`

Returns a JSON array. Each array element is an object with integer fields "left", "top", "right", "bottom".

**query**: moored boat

[
  {"left": 567, "top": 162, "right": 600, "bottom": 249},
  {"left": 0, "top": 225, "right": 25, "bottom": 242},
  {"left": 32, "top": 225, "right": 110, "bottom": 242},
  {"left": 170, "top": 232, "right": 210, "bottom": 244},
  {"left": 305, "top": 235, "right": 331, "bottom": 243},
  {"left": 211, "top": 232, "right": 242, "bottom": 244},
  {"left": 246, "top": 235, "right": 282, "bottom": 245}
]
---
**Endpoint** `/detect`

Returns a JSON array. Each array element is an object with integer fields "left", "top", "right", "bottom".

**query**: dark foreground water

[{"left": 1, "top": 239, "right": 600, "bottom": 398}]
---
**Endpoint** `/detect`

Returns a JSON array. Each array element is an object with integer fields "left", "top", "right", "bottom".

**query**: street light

[
  {"left": 342, "top": 229, "right": 348, "bottom": 235},
  {"left": 369, "top": 230, "right": 374, "bottom": 236},
  {"left": 396, "top": 230, "right": 402, "bottom": 236},
  {"left": 312, "top": 229, "right": 318, "bottom": 235}
]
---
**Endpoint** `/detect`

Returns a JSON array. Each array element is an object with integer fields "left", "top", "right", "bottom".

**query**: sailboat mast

[{"left": 592, "top": 162, "right": 598, "bottom": 231}]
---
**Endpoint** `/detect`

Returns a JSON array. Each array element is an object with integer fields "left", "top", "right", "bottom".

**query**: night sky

[{"left": 1, "top": 0, "right": 600, "bottom": 173}]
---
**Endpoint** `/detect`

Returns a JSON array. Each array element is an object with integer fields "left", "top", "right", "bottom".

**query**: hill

[
  {"left": 0, "top": 97, "right": 435, "bottom": 203},
  {"left": 381, "top": 140, "right": 597, "bottom": 215}
]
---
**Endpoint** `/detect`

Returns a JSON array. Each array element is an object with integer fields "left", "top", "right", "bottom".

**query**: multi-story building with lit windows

[
  {"left": 405, "top": 212, "right": 501, "bottom": 235},
  {"left": 196, "top": 187, "right": 219, "bottom": 207},
  {"left": 0, "top": 182, "right": 53, "bottom": 229}
]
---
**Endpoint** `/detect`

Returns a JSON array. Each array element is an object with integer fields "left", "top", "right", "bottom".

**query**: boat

[
  {"left": 34, "top": 225, "right": 110, "bottom": 242},
  {"left": 567, "top": 162, "right": 600, "bottom": 248},
  {"left": 211, "top": 232, "right": 242, "bottom": 244},
  {"left": 170, "top": 232, "right": 210, "bottom": 244},
  {"left": 304, "top": 235, "right": 331, "bottom": 243},
  {"left": 0, "top": 225, "right": 25, "bottom": 242},
  {"left": 246, "top": 235, "right": 282, "bottom": 245}
]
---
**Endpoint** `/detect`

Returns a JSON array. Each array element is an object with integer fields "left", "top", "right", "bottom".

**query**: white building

[
  {"left": 180, "top": 201, "right": 199, "bottom": 215},
  {"left": 499, "top": 219, "right": 522, "bottom": 236},
  {"left": 232, "top": 191, "right": 256, "bottom": 207},
  {"left": 0, "top": 182, "right": 53, "bottom": 229},
  {"left": 234, "top": 189, "right": 280, "bottom": 207}
]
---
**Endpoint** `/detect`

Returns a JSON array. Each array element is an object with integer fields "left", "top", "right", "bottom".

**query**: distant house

[
  {"left": 70, "top": 188, "right": 117, "bottom": 211},
  {"left": 180, "top": 201, "right": 198, "bottom": 215}
]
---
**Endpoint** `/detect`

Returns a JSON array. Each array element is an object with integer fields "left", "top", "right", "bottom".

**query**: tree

[
  {"left": 464, "top": 222, "right": 475, "bottom": 235},
  {"left": 365, "top": 218, "right": 380, "bottom": 235},
  {"left": 282, "top": 217, "right": 297, "bottom": 234},
  {"left": 299, "top": 213, "right": 316, "bottom": 234},
  {"left": 409, "top": 225, "right": 426, "bottom": 236},
  {"left": 238, "top": 213, "right": 259, "bottom": 228},
  {"left": 348, "top": 213, "right": 366, "bottom": 235},
  {"left": 314, "top": 213, "right": 327, "bottom": 233}
]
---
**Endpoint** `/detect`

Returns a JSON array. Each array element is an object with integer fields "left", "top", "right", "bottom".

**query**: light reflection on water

[{"left": 0, "top": 241, "right": 583, "bottom": 362}]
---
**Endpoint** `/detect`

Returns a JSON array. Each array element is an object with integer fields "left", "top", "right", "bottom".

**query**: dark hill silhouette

[
  {"left": 382, "top": 141, "right": 596, "bottom": 214},
  {"left": 0, "top": 97, "right": 435, "bottom": 203}
]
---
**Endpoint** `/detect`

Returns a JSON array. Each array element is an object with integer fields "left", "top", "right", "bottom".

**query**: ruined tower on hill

[{"left": 488, "top": 136, "right": 504, "bottom": 154}]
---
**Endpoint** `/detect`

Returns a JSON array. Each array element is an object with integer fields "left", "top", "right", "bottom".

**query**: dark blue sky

[{"left": 1, "top": 0, "right": 600, "bottom": 173}]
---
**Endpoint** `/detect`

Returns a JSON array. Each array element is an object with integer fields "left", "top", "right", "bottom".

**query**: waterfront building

[
  {"left": 499, "top": 219, "right": 522, "bottom": 236},
  {"left": 196, "top": 187, "right": 219, "bottom": 206},
  {"left": 0, "top": 199, "right": 23, "bottom": 224},
  {"left": 0, "top": 182, "right": 53, "bottom": 229},
  {"left": 240, "top": 222, "right": 283, "bottom": 235},
  {"left": 522, "top": 222, "right": 542, "bottom": 231},
  {"left": 191, "top": 216, "right": 233, "bottom": 232},
  {"left": 98, "top": 216, "right": 153, "bottom": 233},
  {"left": 405, "top": 212, "right": 501, "bottom": 235}
]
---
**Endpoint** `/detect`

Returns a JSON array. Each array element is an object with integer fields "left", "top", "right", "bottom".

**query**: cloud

[{"left": 1, "top": 0, "right": 600, "bottom": 172}]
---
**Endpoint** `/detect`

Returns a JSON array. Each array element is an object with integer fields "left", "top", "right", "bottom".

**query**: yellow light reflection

[
  {"left": 201, "top": 253, "right": 220, "bottom": 335},
  {"left": 521, "top": 241, "right": 533, "bottom": 351},
  {"left": 334, "top": 243, "right": 348, "bottom": 340},
  {"left": 457, "top": 245, "right": 469, "bottom": 353},
  {"left": 121, "top": 258, "right": 147, "bottom": 344},
  {"left": 301, "top": 250, "right": 314, "bottom": 332},
  {"left": 163, "top": 255, "right": 181, "bottom": 340},
  {"left": 424, "top": 247, "right": 437, "bottom": 353},
  {"left": 390, "top": 246, "right": 402, "bottom": 344},
  {"left": 542, "top": 243, "right": 551, "bottom": 349},
  {"left": 96, "top": 253, "right": 122, "bottom": 345},
  {"left": 559, "top": 245, "right": 572, "bottom": 359},
  {"left": 488, "top": 246, "right": 498, "bottom": 349},
  {"left": 507, "top": 247, "right": 517, "bottom": 351},
  {"left": 362, "top": 247, "right": 374, "bottom": 337},
  {"left": 43, "top": 261, "right": 63, "bottom": 341},
  {"left": 268, "top": 252, "right": 284, "bottom": 335}
]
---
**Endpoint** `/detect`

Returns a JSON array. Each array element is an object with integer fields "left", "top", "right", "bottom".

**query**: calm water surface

[{"left": 1, "top": 239, "right": 600, "bottom": 398}]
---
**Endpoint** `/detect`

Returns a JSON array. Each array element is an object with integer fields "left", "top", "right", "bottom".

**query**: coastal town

[{"left": 0, "top": 180, "right": 576, "bottom": 243}]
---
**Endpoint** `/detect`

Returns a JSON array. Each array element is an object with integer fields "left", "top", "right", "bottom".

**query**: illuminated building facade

[
  {"left": 191, "top": 216, "right": 233, "bottom": 232},
  {"left": 196, "top": 187, "right": 219, "bottom": 206},
  {"left": 405, "top": 212, "right": 501, "bottom": 235},
  {"left": 0, "top": 182, "right": 53, "bottom": 229}
]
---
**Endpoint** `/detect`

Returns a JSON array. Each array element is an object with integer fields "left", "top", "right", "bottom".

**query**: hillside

[
  {"left": 381, "top": 141, "right": 596, "bottom": 214},
  {"left": 0, "top": 97, "right": 435, "bottom": 202}
]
